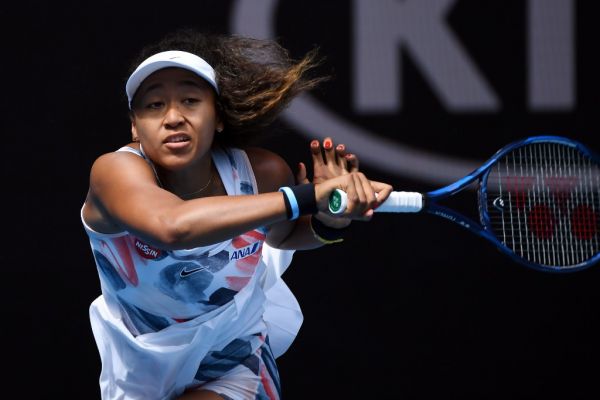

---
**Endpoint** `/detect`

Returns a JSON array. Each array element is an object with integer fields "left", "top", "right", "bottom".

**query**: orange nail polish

[
  {"left": 324, "top": 139, "right": 332, "bottom": 149},
  {"left": 311, "top": 140, "right": 319, "bottom": 147}
]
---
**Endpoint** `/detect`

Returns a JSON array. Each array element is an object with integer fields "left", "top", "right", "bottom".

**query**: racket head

[{"left": 479, "top": 136, "right": 600, "bottom": 272}]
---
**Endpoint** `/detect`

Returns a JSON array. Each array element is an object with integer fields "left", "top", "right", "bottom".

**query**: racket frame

[{"left": 423, "top": 135, "right": 600, "bottom": 273}]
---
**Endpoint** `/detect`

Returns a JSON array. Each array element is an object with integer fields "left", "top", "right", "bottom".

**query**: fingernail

[
  {"left": 311, "top": 140, "right": 319, "bottom": 147},
  {"left": 337, "top": 144, "right": 344, "bottom": 151},
  {"left": 324, "top": 139, "right": 332, "bottom": 149}
]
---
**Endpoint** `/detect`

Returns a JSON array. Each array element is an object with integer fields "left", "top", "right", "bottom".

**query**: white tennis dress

[{"left": 81, "top": 145, "right": 303, "bottom": 399}]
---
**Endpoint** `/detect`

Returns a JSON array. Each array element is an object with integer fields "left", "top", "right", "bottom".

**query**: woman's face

[{"left": 130, "top": 67, "right": 223, "bottom": 171}]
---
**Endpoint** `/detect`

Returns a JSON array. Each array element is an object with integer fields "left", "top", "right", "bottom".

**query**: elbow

[{"left": 151, "top": 214, "right": 192, "bottom": 250}]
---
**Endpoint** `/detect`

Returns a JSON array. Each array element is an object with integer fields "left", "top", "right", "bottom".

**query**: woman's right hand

[{"left": 314, "top": 172, "right": 393, "bottom": 221}]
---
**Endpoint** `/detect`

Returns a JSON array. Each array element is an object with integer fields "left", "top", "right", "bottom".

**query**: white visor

[{"left": 125, "top": 50, "right": 219, "bottom": 108}]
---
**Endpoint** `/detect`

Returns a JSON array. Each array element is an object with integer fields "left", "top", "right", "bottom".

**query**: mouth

[
  {"left": 164, "top": 133, "right": 191, "bottom": 144},
  {"left": 163, "top": 133, "right": 192, "bottom": 149}
]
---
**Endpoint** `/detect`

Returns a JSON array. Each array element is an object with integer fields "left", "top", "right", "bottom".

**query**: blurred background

[{"left": 3, "top": 0, "right": 599, "bottom": 398}]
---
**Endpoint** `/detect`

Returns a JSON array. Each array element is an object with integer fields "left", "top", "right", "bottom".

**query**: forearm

[
  {"left": 269, "top": 215, "right": 325, "bottom": 250},
  {"left": 270, "top": 214, "right": 349, "bottom": 250},
  {"left": 130, "top": 192, "right": 289, "bottom": 250}
]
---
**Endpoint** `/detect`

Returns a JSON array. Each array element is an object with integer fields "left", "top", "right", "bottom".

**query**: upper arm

[
  {"left": 245, "top": 147, "right": 295, "bottom": 193},
  {"left": 88, "top": 151, "right": 184, "bottom": 246}
]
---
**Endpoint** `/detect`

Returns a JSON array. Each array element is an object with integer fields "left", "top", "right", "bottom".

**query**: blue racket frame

[{"left": 423, "top": 135, "right": 600, "bottom": 273}]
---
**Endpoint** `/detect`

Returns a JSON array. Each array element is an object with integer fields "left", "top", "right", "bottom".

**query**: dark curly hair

[{"left": 127, "top": 28, "right": 328, "bottom": 147}]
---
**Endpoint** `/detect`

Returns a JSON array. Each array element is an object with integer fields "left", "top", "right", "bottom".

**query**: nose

[{"left": 163, "top": 102, "right": 185, "bottom": 128}]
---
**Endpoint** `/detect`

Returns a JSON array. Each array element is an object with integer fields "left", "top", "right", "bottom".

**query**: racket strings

[{"left": 485, "top": 142, "right": 600, "bottom": 268}]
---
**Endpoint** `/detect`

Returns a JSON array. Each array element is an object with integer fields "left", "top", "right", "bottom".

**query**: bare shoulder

[
  {"left": 87, "top": 148, "right": 157, "bottom": 205},
  {"left": 89, "top": 147, "right": 154, "bottom": 187},
  {"left": 84, "top": 147, "right": 158, "bottom": 233},
  {"left": 244, "top": 147, "right": 294, "bottom": 193}
]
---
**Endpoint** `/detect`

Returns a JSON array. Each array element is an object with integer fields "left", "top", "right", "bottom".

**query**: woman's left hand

[
  {"left": 296, "top": 137, "right": 358, "bottom": 185},
  {"left": 296, "top": 137, "right": 359, "bottom": 228}
]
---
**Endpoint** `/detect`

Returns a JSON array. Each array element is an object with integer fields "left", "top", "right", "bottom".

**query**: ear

[
  {"left": 131, "top": 121, "right": 139, "bottom": 142},
  {"left": 216, "top": 121, "right": 224, "bottom": 133}
]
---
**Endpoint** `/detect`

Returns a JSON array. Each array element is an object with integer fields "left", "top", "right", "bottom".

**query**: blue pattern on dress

[
  {"left": 200, "top": 287, "right": 238, "bottom": 307},
  {"left": 194, "top": 336, "right": 254, "bottom": 381},
  {"left": 240, "top": 181, "right": 254, "bottom": 194},
  {"left": 261, "top": 338, "right": 281, "bottom": 397},
  {"left": 94, "top": 250, "right": 126, "bottom": 290},
  {"left": 120, "top": 299, "right": 171, "bottom": 334},
  {"left": 225, "top": 151, "right": 237, "bottom": 169},
  {"left": 157, "top": 262, "right": 214, "bottom": 303}
]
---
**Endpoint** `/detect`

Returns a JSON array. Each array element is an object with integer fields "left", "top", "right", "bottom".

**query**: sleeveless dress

[{"left": 81, "top": 145, "right": 303, "bottom": 400}]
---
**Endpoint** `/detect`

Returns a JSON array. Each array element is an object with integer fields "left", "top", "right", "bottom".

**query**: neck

[{"left": 156, "top": 155, "right": 217, "bottom": 199}]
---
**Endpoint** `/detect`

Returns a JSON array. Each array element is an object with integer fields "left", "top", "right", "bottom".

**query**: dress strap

[{"left": 116, "top": 146, "right": 143, "bottom": 156}]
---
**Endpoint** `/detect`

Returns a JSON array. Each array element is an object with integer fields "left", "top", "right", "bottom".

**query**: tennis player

[{"left": 80, "top": 28, "right": 392, "bottom": 399}]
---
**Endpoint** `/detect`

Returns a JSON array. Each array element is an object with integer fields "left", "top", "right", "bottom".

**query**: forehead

[{"left": 138, "top": 67, "right": 212, "bottom": 93}]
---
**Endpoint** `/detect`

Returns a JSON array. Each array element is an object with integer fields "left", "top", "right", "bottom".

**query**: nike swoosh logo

[{"left": 179, "top": 266, "right": 207, "bottom": 277}]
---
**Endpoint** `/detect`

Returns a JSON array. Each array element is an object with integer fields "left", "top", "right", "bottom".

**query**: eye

[
  {"left": 147, "top": 101, "right": 164, "bottom": 109},
  {"left": 183, "top": 98, "right": 200, "bottom": 105}
]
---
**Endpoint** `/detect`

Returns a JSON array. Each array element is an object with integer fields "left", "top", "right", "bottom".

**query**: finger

[
  {"left": 360, "top": 174, "right": 378, "bottom": 211},
  {"left": 310, "top": 139, "right": 325, "bottom": 169},
  {"left": 356, "top": 208, "right": 374, "bottom": 222},
  {"left": 296, "top": 162, "right": 309, "bottom": 184},
  {"left": 345, "top": 153, "right": 359, "bottom": 173},
  {"left": 335, "top": 144, "right": 348, "bottom": 171},
  {"left": 355, "top": 172, "right": 377, "bottom": 219},
  {"left": 322, "top": 137, "right": 337, "bottom": 165},
  {"left": 351, "top": 172, "right": 368, "bottom": 216},
  {"left": 314, "top": 175, "right": 350, "bottom": 213},
  {"left": 370, "top": 181, "right": 394, "bottom": 207}
]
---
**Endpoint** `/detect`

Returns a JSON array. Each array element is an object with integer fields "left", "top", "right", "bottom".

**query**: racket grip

[
  {"left": 375, "top": 191, "right": 423, "bottom": 213},
  {"left": 328, "top": 190, "right": 423, "bottom": 214}
]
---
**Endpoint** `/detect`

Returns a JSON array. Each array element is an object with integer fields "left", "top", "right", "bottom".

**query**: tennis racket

[{"left": 329, "top": 136, "right": 600, "bottom": 273}]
